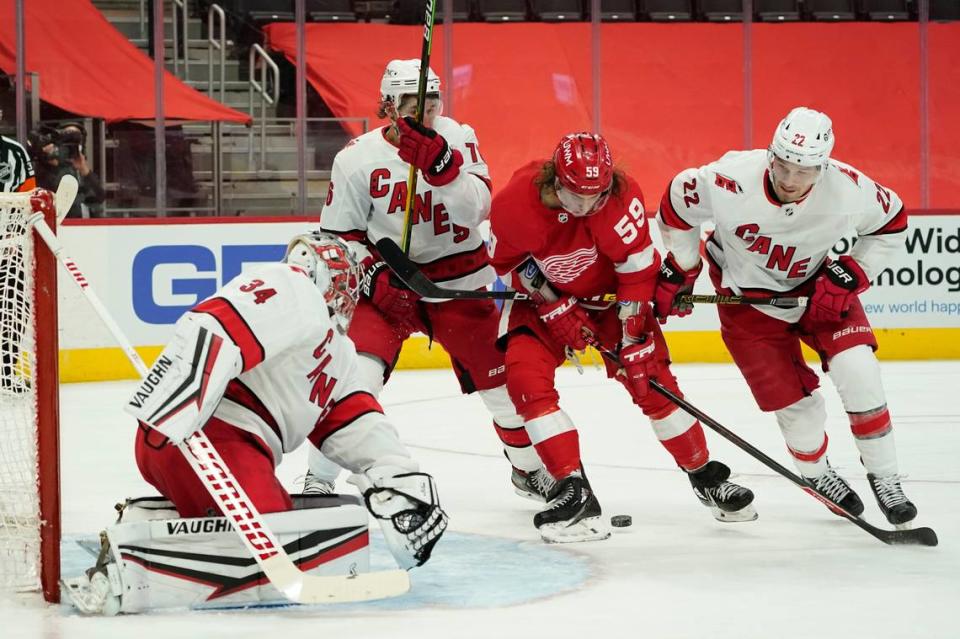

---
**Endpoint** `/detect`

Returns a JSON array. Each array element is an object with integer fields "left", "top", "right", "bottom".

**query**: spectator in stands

[{"left": 28, "top": 123, "right": 106, "bottom": 218}]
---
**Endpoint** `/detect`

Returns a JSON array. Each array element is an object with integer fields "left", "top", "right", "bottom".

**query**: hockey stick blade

[
  {"left": 583, "top": 335, "right": 938, "bottom": 547},
  {"left": 648, "top": 380, "right": 938, "bottom": 547},
  {"left": 54, "top": 174, "right": 79, "bottom": 224},
  {"left": 376, "top": 237, "right": 531, "bottom": 300},
  {"left": 377, "top": 239, "right": 805, "bottom": 307}
]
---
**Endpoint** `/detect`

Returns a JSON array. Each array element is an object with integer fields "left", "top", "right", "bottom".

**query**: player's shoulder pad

[
  {"left": 433, "top": 115, "right": 473, "bottom": 146},
  {"left": 334, "top": 128, "right": 386, "bottom": 164},
  {"left": 700, "top": 149, "right": 766, "bottom": 195}
]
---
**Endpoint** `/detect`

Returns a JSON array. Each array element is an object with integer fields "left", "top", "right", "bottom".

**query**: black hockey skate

[
  {"left": 534, "top": 470, "right": 609, "bottom": 543},
  {"left": 867, "top": 473, "right": 917, "bottom": 527},
  {"left": 511, "top": 467, "right": 559, "bottom": 503},
  {"left": 688, "top": 461, "right": 758, "bottom": 522},
  {"left": 804, "top": 461, "right": 865, "bottom": 517}
]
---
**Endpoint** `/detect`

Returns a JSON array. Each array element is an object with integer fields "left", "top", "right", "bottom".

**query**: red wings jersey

[
  {"left": 488, "top": 161, "right": 660, "bottom": 302},
  {"left": 185, "top": 262, "right": 380, "bottom": 464},
  {"left": 321, "top": 116, "right": 495, "bottom": 293},
  {"left": 659, "top": 149, "right": 907, "bottom": 321}
]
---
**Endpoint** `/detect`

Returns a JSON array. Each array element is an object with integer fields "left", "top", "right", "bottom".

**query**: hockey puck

[{"left": 610, "top": 515, "right": 632, "bottom": 528}]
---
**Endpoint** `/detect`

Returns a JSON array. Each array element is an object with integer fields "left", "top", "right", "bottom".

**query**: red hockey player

[
  {"left": 656, "top": 107, "right": 917, "bottom": 526},
  {"left": 305, "top": 58, "right": 552, "bottom": 503},
  {"left": 488, "top": 132, "right": 756, "bottom": 543},
  {"left": 63, "top": 233, "right": 448, "bottom": 614}
]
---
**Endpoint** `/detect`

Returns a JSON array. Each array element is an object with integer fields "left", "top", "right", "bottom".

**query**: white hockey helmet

[
  {"left": 284, "top": 232, "right": 360, "bottom": 335},
  {"left": 379, "top": 58, "right": 441, "bottom": 110},
  {"left": 769, "top": 107, "right": 835, "bottom": 168}
]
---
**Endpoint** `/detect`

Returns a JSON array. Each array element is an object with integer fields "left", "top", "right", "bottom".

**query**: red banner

[
  {"left": 265, "top": 22, "right": 960, "bottom": 208},
  {"left": 0, "top": 0, "right": 250, "bottom": 124}
]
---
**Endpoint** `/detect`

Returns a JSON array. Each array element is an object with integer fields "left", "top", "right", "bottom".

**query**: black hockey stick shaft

[
  {"left": 399, "top": 0, "right": 438, "bottom": 255},
  {"left": 585, "top": 336, "right": 937, "bottom": 547},
  {"left": 376, "top": 238, "right": 806, "bottom": 307}
]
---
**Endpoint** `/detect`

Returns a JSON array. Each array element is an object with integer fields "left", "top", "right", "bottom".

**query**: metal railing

[
  {"left": 170, "top": 0, "right": 190, "bottom": 81},
  {"left": 247, "top": 44, "right": 280, "bottom": 171},
  {"left": 207, "top": 3, "right": 227, "bottom": 103}
]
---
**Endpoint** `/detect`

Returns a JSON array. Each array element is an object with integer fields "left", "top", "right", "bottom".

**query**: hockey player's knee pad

[{"left": 504, "top": 335, "right": 561, "bottom": 421}]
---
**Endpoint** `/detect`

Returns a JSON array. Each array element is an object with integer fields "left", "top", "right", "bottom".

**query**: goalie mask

[
  {"left": 284, "top": 232, "right": 360, "bottom": 334},
  {"left": 552, "top": 132, "right": 614, "bottom": 217}
]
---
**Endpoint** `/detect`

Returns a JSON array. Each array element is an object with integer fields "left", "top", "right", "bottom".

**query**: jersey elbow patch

[
  {"left": 191, "top": 298, "right": 265, "bottom": 372},
  {"left": 868, "top": 205, "right": 908, "bottom": 236},
  {"left": 308, "top": 390, "right": 383, "bottom": 449},
  {"left": 614, "top": 245, "right": 658, "bottom": 276},
  {"left": 658, "top": 186, "right": 693, "bottom": 231},
  {"left": 471, "top": 173, "right": 493, "bottom": 193}
]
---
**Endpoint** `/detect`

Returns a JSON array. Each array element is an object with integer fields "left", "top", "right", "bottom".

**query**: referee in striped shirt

[
  {"left": 1, "top": 134, "right": 36, "bottom": 392},
  {"left": 1, "top": 134, "right": 36, "bottom": 193}
]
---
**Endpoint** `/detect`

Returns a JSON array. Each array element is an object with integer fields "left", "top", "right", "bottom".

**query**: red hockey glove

[
  {"left": 397, "top": 116, "right": 463, "bottom": 187},
  {"left": 360, "top": 259, "right": 419, "bottom": 329},
  {"left": 807, "top": 255, "right": 869, "bottom": 324},
  {"left": 538, "top": 296, "right": 596, "bottom": 351},
  {"left": 618, "top": 307, "right": 664, "bottom": 402},
  {"left": 653, "top": 252, "right": 702, "bottom": 323}
]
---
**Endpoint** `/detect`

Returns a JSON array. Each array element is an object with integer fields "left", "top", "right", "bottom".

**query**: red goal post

[{"left": 0, "top": 191, "right": 60, "bottom": 602}]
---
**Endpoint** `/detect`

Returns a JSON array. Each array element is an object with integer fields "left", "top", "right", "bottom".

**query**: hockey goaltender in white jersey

[
  {"left": 655, "top": 107, "right": 918, "bottom": 528},
  {"left": 62, "top": 232, "right": 448, "bottom": 614}
]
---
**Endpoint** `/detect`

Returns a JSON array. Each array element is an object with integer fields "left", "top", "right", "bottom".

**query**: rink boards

[{"left": 53, "top": 213, "right": 960, "bottom": 382}]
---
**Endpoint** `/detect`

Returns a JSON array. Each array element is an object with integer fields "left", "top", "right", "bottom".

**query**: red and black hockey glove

[
  {"left": 618, "top": 306, "right": 665, "bottom": 402},
  {"left": 537, "top": 296, "right": 596, "bottom": 352},
  {"left": 360, "top": 259, "right": 419, "bottom": 330},
  {"left": 807, "top": 255, "right": 869, "bottom": 324},
  {"left": 653, "top": 252, "right": 702, "bottom": 322},
  {"left": 397, "top": 116, "right": 463, "bottom": 187}
]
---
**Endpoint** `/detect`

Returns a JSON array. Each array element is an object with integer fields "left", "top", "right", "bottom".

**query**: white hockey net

[{"left": 0, "top": 192, "right": 58, "bottom": 600}]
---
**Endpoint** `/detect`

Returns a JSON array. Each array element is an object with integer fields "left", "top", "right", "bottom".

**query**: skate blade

[
  {"left": 538, "top": 516, "right": 611, "bottom": 543},
  {"left": 710, "top": 503, "right": 758, "bottom": 523},
  {"left": 513, "top": 487, "right": 547, "bottom": 503},
  {"left": 894, "top": 520, "right": 915, "bottom": 531}
]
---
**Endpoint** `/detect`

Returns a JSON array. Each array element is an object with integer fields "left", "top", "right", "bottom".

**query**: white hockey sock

[
  {"left": 775, "top": 393, "right": 829, "bottom": 477},
  {"left": 479, "top": 385, "right": 542, "bottom": 472},
  {"left": 828, "top": 346, "right": 899, "bottom": 477}
]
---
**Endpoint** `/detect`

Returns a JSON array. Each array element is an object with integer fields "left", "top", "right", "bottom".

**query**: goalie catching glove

[
  {"left": 124, "top": 315, "right": 241, "bottom": 444},
  {"left": 351, "top": 465, "right": 448, "bottom": 570}
]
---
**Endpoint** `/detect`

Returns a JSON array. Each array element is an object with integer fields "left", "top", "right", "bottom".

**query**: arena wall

[{"left": 55, "top": 214, "right": 960, "bottom": 383}]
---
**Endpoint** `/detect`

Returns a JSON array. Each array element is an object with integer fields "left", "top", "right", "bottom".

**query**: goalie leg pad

[
  {"left": 355, "top": 467, "right": 449, "bottom": 570},
  {"left": 63, "top": 496, "right": 370, "bottom": 614}
]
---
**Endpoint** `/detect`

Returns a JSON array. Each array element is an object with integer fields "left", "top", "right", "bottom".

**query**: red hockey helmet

[{"left": 552, "top": 133, "right": 614, "bottom": 216}]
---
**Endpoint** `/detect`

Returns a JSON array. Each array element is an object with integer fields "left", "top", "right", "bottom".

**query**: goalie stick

[
  {"left": 583, "top": 334, "right": 938, "bottom": 547},
  {"left": 375, "top": 238, "right": 807, "bottom": 308},
  {"left": 26, "top": 212, "right": 411, "bottom": 604},
  {"left": 54, "top": 174, "right": 79, "bottom": 224}
]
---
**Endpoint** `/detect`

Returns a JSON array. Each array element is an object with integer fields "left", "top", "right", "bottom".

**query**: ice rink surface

[{"left": 3, "top": 360, "right": 958, "bottom": 639}]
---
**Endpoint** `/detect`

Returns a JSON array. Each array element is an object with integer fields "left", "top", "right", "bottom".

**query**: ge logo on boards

[{"left": 132, "top": 244, "right": 285, "bottom": 324}]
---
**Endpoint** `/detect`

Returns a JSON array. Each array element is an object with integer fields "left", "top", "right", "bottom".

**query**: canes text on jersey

[
  {"left": 735, "top": 223, "right": 811, "bottom": 278},
  {"left": 369, "top": 169, "right": 469, "bottom": 242}
]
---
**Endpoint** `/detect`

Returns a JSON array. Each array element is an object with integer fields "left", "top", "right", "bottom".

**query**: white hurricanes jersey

[
  {"left": 659, "top": 149, "right": 907, "bottom": 322},
  {"left": 185, "top": 262, "right": 405, "bottom": 471},
  {"left": 320, "top": 116, "right": 495, "bottom": 293}
]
